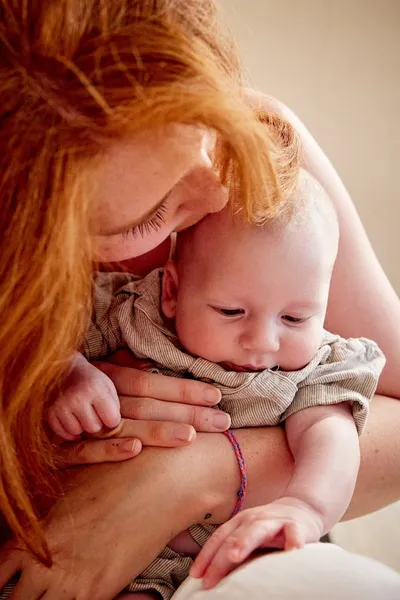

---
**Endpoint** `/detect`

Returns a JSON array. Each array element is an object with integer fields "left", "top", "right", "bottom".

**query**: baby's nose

[{"left": 241, "top": 323, "right": 280, "bottom": 354}]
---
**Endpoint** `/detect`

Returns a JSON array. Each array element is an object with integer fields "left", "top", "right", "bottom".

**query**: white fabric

[{"left": 171, "top": 544, "right": 400, "bottom": 600}]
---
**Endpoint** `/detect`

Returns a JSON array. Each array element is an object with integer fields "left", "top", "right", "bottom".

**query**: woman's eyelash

[{"left": 122, "top": 203, "right": 168, "bottom": 239}]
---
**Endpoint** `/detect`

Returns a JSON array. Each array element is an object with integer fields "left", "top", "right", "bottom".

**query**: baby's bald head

[{"left": 175, "top": 169, "right": 339, "bottom": 282}]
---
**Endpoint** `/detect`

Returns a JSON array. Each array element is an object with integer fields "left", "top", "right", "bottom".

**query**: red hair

[{"left": 0, "top": 0, "right": 298, "bottom": 563}]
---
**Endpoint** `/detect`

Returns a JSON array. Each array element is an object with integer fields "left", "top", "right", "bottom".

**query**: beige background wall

[
  {"left": 220, "top": 0, "right": 400, "bottom": 293},
  {"left": 221, "top": 0, "right": 400, "bottom": 570}
]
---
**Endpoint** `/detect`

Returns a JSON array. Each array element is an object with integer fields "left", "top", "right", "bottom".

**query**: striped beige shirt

[{"left": 84, "top": 269, "right": 386, "bottom": 435}]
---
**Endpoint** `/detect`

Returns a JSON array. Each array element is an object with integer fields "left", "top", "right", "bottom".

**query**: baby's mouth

[{"left": 220, "top": 361, "right": 269, "bottom": 372}]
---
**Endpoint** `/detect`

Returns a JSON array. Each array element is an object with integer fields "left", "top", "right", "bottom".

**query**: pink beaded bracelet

[{"left": 223, "top": 430, "right": 247, "bottom": 517}]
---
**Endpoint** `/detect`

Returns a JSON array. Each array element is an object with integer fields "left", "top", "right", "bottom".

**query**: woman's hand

[
  {"left": 97, "top": 351, "right": 229, "bottom": 434},
  {"left": 54, "top": 350, "right": 230, "bottom": 468},
  {"left": 0, "top": 435, "right": 234, "bottom": 600}
]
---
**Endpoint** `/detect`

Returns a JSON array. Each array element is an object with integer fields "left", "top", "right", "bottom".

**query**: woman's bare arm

[
  {"left": 239, "top": 395, "right": 400, "bottom": 521},
  {"left": 2, "top": 400, "right": 399, "bottom": 600},
  {"left": 246, "top": 90, "right": 400, "bottom": 399}
]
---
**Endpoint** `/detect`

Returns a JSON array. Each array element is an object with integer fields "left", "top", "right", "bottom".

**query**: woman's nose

[
  {"left": 201, "top": 167, "right": 228, "bottom": 214},
  {"left": 208, "top": 184, "right": 228, "bottom": 214}
]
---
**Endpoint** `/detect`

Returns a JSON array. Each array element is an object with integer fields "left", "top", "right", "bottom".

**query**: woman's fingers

[
  {"left": 109, "top": 418, "right": 196, "bottom": 445},
  {"left": 55, "top": 436, "right": 142, "bottom": 468},
  {"left": 119, "top": 396, "right": 231, "bottom": 432},
  {"left": 56, "top": 414, "right": 202, "bottom": 468},
  {"left": 94, "top": 362, "right": 221, "bottom": 406}
]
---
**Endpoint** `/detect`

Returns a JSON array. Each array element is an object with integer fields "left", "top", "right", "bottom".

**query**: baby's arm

[
  {"left": 48, "top": 351, "right": 121, "bottom": 440},
  {"left": 191, "top": 402, "right": 360, "bottom": 588},
  {"left": 282, "top": 402, "right": 360, "bottom": 532},
  {"left": 48, "top": 272, "right": 138, "bottom": 440}
]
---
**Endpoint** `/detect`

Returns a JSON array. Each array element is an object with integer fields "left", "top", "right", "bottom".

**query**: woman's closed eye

[
  {"left": 121, "top": 203, "right": 169, "bottom": 239},
  {"left": 212, "top": 306, "right": 245, "bottom": 317}
]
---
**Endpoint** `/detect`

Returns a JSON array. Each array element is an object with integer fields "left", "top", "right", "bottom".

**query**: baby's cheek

[
  {"left": 191, "top": 325, "right": 220, "bottom": 360},
  {"left": 296, "top": 332, "right": 323, "bottom": 365},
  {"left": 176, "top": 315, "right": 207, "bottom": 356},
  {"left": 282, "top": 332, "right": 322, "bottom": 371},
  {"left": 177, "top": 316, "right": 224, "bottom": 362}
]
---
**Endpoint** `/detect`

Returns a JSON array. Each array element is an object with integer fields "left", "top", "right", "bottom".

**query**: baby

[{"left": 49, "top": 170, "right": 385, "bottom": 599}]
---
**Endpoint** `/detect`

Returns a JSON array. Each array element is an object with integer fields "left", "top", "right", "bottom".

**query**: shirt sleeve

[
  {"left": 82, "top": 272, "right": 138, "bottom": 361},
  {"left": 282, "top": 337, "right": 386, "bottom": 434}
]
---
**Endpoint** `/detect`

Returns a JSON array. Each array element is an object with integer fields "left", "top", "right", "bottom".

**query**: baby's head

[{"left": 161, "top": 170, "right": 339, "bottom": 371}]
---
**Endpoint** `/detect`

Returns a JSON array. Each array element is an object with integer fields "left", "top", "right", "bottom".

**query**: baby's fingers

[
  {"left": 200, "top": 520, "right": 285, "bottom": 590},
  {"left": 76, "top": 403, "right": 104, "bottom": 434},
  {"left": 193, "top": 536, "right": 240, "bottom": 590},
  {"left": 190, "top": 522, "right": 236, "bottom": 579},
  {"left": 283, "top": 521, "right": 306, "bottom": 551},
  {"left": 92, "top": 395, "right": 121, "bottom": 430},
  {"left": 52, "top": 408, "right": 83, "bottom": 438},
  {"left": 226, "top": 519, "right": 284, "bottom": 564},
  {"left": 47, "top": 411, "right": 78, "bottom": 441}
]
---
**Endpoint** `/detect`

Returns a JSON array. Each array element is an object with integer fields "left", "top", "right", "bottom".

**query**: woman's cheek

[{"left": 94, "top": 227, "right": 173, "bottom": 262}]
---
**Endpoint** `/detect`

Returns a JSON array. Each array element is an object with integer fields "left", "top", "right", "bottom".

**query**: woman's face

[{"left": 91, "top": 124, "right": 228, "bottom": 262}]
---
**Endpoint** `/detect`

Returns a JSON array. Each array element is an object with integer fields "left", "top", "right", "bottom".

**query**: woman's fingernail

[
  {"left": 175, "top": 425, "right": 195, "bottom": 442},
  {"left": 121, "top": 439, "right": 140, "bottom": 453},
  {"left": 203, "top": 387, "right": 221, "bottom": 405},
  {"left": 212, "top": 412, "right": 231, "bottom": 430}
]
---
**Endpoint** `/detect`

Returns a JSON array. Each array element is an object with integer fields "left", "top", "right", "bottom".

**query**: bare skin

[
  {"left": 0, "top": 93, "right": 399, "bottom": 599},
  {"left": 0, "top": 397, "right": 399, "bottom": 599}
]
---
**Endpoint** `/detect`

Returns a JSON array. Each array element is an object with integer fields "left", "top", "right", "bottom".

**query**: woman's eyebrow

[{"left": 100, "top": 190, "right": 172, "bottom": 237}]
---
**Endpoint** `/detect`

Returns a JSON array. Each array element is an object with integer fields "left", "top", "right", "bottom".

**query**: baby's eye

[
  {"left": 213, "top": 307, "right": 245, "bottom": 317},
  {"left": 282, "top": 315, "right": 306, "bottom": 324}
]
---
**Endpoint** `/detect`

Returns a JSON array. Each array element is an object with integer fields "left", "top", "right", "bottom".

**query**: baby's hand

[
  {"left": 48, "top": 353, "right": 121, "bottom": 440},
  {"left": 190, "top": 498, "right": 324, "bottom": 589}
]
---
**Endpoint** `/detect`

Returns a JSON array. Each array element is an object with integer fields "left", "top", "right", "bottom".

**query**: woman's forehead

[{"left": 90, "top": 124, "right": 207, "bottom": 236}]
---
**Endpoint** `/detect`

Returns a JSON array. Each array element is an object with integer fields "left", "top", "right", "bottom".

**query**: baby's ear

[{"left": 161, "top": 260, "right": 179, "bottom": 318}]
